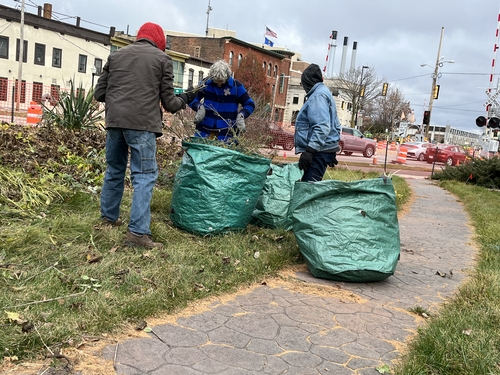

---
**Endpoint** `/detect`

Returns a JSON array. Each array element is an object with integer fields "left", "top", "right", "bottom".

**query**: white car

[{"left": 401, "top": 142, "right": 433, "bottom": 161}]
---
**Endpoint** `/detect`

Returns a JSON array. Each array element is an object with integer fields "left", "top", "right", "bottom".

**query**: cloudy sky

[{"left": 10, "top": 0, "right": 500, "bottom": 132}]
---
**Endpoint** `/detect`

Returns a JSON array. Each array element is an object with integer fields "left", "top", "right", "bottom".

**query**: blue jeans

[
  {"left": 301, "top": 152, "right": 336, "bottom": 182},
  {"left": 100, "top": 128, "right": 158, "bottom": 235}
]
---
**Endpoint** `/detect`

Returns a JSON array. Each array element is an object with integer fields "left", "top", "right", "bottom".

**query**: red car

[
  {"left": 425, "top": 144, "right": 468, "bottom": 166},
  {"left": 268, "top": 124, "right": 295, "bottom": 151}
]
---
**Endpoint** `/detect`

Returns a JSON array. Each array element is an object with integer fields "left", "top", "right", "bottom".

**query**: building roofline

[{"left": 0, "top": 4, "right": 113, "bottom": 45}]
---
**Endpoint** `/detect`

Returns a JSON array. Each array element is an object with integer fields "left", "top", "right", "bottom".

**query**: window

[
  {"left": 194, "top": 46, "right": 201, "bottom": 58},
  {"left": 238, "top": 54, "right": 242, "bottom": 67},
  {"left": 262, "top": 61, "right": 266, "bottom": 70},
  {"left": 52, "top": 48, "right": 62, "bottom": 68},
  {"left": 14, "top": 79, "right": 26, "bottom": 103},
  {"left": 229, "top": 51, "right": 234, "bottom": 66},
  {"left": 32, "top": 82, "right": 43, "bottom": 103},
  {"left": 94, "top": 58, "right": 103, "bottom": 75},
  {"left": 0, "top": 36, "right": 8, "bottom": 59},
  {"left": 188, "top": 69, "right": 194, "bottom": 88},
  {"left": 0, "top": 77, "right": 8, "bottom": 101},
  {"left": 292, "top": 96, "right": 299, "bottom": 105},
  {"left": 34, "top": 43, "right": 45, "bottom": 65},
  {"left": 268, "top": 63, "right": 272, "bottom": 76},
  {"left": 16, "top": 39, "right": 28, "bottom": 62},
  {"left": 274, "top": 65, "right": 278, "bottom": 78},
  {"left": 50, "top": 84, "right": 60, "bottom": 102},
  {"left": 78, "top": 54, "right": 87, "bottom": 73},
  {"left": 279, "top": 74, "right": 285, "bottom": 93},
  {"left": 171, "top": 60, "right": 184, "bottom": 87},
  {"left": 198, "top": 71, "right": 204, "bottom": 85}
]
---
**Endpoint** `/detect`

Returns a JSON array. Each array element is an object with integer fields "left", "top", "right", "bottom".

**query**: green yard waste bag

[
  {"left": 250, "top": 162, "right": 302, "bottom": 230},
  {"left": 289, "top": 177, "right": 400, "bottom": 282},
  {"left": 170, "top": 139, "right": 271, "bottom": 236}
]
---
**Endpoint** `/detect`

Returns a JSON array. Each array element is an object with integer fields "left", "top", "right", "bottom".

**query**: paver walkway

[{"left": 97, "top": 177, "right": 476, "bottom": 375}]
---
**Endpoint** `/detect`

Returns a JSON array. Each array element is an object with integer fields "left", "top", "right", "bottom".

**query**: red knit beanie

[{"left": 137, "top": 22, "right": 166, "bottom": 51}]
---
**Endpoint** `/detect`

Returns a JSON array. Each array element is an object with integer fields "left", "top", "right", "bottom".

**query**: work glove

[
  {"left": 194, "top": 105, "right": 205, "bottom": 124},
  {"left": 328, "top": 154, "right": 339, "bottom": 168},
  {"left": 299, "top": 146, "right": 317, "bottom": 171},
  {"left": 177, "top": 86, "right": 197, "bottom": 105},
  {"left": 235, "top": 113, "right": 246, "bottom": 133}
]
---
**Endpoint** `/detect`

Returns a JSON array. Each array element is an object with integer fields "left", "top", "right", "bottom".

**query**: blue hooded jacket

[{"left": 294, "top": 64, "right": 341, "bottom": 153}]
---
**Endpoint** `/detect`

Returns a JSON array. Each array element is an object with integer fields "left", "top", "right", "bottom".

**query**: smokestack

[
  {"left": 37, "top": 6, "right": 42, "bottom": 16},
  {"left": 350, "top": 41, "right": 357, "bottom": 71},
  {"left": 76, "top": 17, "right": 80, "bottom": 27},
  {"left": 339, "top": 36, "right": 348, "bottom": 75},
  {"left": 43, "top": 3, "right": 52, "bottom": 19},
  {"left": 326, "top": 30, "right": 338, "bottom": 79}
]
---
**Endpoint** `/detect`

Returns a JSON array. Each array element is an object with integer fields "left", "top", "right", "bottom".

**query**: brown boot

[
  {"left": 101, "top": 217, "right": 123, "bottom": 227},
  {"left": 125, "top": 230, "right": 163, "bottom": 249}
]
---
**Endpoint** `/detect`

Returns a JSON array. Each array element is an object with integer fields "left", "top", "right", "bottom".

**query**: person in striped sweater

[{"left": 189, "top": 60, "right": 255, "bottom": 142}]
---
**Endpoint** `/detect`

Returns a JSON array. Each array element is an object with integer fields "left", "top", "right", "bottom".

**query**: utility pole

[
  {"left": 16, "top": 0, "right": 25, "bottom": 111},
  {"left": 205, "top": 0, "right": 212, "bottom": 37},
  {"left": 424, "top": 27, "right": 444, "bottom": 140}
]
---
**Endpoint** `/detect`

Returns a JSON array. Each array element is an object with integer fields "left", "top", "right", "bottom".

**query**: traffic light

[
  {"left": 423, "top": 110, "right": 430, "bottom": 125},
  {"left": 381, "top": 82, "right": 388, "bottom": 96},
  {"left": 476, "top": 116, "right": 487, "bottom": 127},
  {"left": 489, "top": 117, "right": 500, "bottom": 128},
  {"left": 432, "top": 85, "right": 440, "bottom": 100},
  {"left": 475, "top": 116, "right": 500, "bottom": 128}
]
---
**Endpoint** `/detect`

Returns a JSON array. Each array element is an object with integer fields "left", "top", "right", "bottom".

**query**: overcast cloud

[{"left": 11, "top": 0, "right": 500, "bottom": 132}]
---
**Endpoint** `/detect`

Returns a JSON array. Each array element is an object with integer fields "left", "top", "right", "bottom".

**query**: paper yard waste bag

[
  {"left": 250, "top": 162, "right": 302, "bottom": 230},
  {"left": 170, "top": 140, "right": 271, "bottom": 236},
  {"left": 289, "top": 177, "right": 400, "bottom": 282}
]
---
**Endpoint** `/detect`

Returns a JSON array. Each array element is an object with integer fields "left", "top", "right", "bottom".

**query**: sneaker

[
  {"left": 125, "top": 230, "right": 163, "bottom": 249},
  {"left": 101, "top": 217, "right": 123, "bottom": 227}
]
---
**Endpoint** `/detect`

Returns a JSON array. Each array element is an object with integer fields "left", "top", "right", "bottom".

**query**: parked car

[
  {"left": 401, "top": 142, "right": 433, "bottom": 161},
  {"left": 267, "top": 123, "right": 295, "bottom": 151},
  {"left": 425, "top": 144, "right": 468, "bottom": 166},
  {"left": 339, "top": 127, "right": 377, "bottom": 158}
]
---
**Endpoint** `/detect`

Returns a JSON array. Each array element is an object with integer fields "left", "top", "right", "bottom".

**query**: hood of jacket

[
  {"left": 301, "top": 64, "right": 324, "bottom": 93},
  {"left": 136, "top": 22, "right": 166, "bottom": 51}
]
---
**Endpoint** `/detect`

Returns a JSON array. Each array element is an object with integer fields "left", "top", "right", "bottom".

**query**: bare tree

[
  {"left": 367, "top": 85, "right": 412, "bottom": 136},
  {"left": 333, "top": 66, "right": 386, "bottom": 128}
]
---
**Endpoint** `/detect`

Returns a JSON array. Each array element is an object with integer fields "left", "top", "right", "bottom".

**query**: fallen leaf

[
  {"left": 253, "top": 251, "right": 260, "bottom": 259},
  {"left": 462, "top": 329, "right": 472, "bottom": 336},
  {"left": 435, "top": 271, "right": 446, "bottom": 277},
  {"left": 376, "top": 364, "right": 391, "bottom": 373}
]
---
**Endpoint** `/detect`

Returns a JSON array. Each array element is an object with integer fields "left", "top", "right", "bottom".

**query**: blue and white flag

[{"left": 264, "top": 37, "right": 274, "bottom": 47}]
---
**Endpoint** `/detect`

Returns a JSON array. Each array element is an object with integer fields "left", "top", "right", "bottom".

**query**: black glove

[
  {"left": 328, "top": 154, "right": 338, "bottom": 168},
  {"left": 299, "top": 146, "right": 317, "bottom": 171},
  {"left": 177, "top": 86, "right": 197, "bottom": 105}
]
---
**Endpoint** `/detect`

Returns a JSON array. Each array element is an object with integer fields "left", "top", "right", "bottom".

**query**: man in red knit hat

[{"left": 94, "top": 22, "right": 195, "bottom": 248}]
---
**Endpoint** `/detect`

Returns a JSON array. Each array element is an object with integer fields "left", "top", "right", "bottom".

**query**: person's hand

[
  {"left": 299, "top": 146, "right": 317, "bottom": 171},
  {"left": 328, "top": 154, "right": 338, "bottom": 168},
  {"left": 235, "top": 113, "right": 246, "bottom": 133},
  {"left": 177, "top": 87, "right": 197, "bottom": 105},
  {"left": 194, "top": 105, "right": 205, "bottom": 124}
]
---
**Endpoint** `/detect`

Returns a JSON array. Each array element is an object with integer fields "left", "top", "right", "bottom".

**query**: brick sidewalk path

[{"left": 97, "top": 178, "right": 475, "bottom": 375}]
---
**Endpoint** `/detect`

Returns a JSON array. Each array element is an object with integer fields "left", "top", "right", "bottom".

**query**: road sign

[{"left": 398, "top": 121, "right": 408, "bottom": 137}]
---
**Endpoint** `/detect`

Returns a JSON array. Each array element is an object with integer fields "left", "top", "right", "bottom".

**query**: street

[{"left": 261, "top": 146, "right": 444, "bottom": 179}]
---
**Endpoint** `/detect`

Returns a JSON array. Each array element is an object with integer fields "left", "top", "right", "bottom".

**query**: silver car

[{"left": 402, "top": 142, "right": 433, "bottom": 161}]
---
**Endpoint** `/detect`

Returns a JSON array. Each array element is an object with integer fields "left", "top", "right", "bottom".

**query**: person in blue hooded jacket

[
  {"left": 189, "top": 60, "right": 255, "bottom": 142},
  {"left": 294, "top": 63, "right": 341, "bottom": 182}
]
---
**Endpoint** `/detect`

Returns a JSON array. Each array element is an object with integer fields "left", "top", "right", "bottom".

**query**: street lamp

[
  {"left": 421, "top": 27, "right": 454, "bottom": 140},
  {"left": 91, "top": 65, "right": 97, "bottom": 88},
  {"left": 354, "top": 65, "right": 369, "bottom": 128}
]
